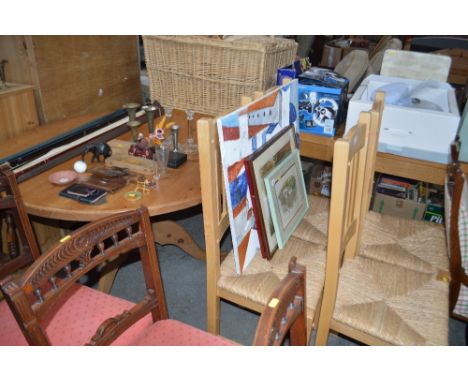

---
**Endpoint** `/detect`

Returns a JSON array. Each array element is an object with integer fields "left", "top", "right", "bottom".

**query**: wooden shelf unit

[{"left": 0, "top": 83, "right": 39, "bottom": 141}]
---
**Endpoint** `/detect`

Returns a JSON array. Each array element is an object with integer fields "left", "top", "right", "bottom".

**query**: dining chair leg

[
  {"left": 314, "top": 281, "right": 338, "bottom": 345},
  {"left": 207, "top": 291, "right": 221, "bottom": 335},
  {"left": 306, "top": 318, "right": 313, "bottom": 344}
]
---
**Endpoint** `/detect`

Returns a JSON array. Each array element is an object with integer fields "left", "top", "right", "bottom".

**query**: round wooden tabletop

[{"left": 14, "top": 110, "right": 203, "bottom": 222}]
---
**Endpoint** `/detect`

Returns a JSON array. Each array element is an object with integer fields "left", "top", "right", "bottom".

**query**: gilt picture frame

[
  {"left": 264, "top": 149, "right": 308, "bottom": 249},
  {"left": 245, "top": 124, "right": 297, "bottom": 259}
]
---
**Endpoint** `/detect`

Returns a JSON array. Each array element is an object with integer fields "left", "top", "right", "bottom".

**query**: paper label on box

[{"left": 324, "top": 119, "right": 334, "bottom": 134}]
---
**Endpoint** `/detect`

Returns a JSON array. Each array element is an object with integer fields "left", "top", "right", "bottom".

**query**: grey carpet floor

[{"left": 110, "top": 207, "right": 466, "bottom": 346}]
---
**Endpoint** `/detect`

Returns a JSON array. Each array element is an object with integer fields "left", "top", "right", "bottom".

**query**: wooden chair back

[
  {"left": 0, "top": 206, "right": 168, "bottom": 345},
  {"left": 315, "top": 110, "right": 374, "bottom": 344},
  {"left": 361, "top": 92, "right": 385, "bottom": 221},
  {"left": 347, "top": 91, "right": 385, "bottom": 260},
  {"left": 197, "top": 117, "right": 231, "bottom": 334},
  {"left": 0, "top": 168, "right": 40, "bottom": 281},
  {"left": 253, "top": 257, "right": 306, "bottom": 345},
  {"left": 446, "top": 142, "right": 468, "bottom": 319}
]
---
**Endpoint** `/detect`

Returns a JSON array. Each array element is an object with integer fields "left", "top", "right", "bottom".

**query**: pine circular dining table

[{"left": 0, "top": 109, "right": 206, "bottom": 292}]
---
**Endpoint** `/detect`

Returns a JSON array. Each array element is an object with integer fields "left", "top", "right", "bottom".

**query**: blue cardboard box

[
  {"left": 276, "top": 58, "right": 311, "bottom": 86},
  {"left": 298, "top": 67, "right": 349, "bottom": 137}
]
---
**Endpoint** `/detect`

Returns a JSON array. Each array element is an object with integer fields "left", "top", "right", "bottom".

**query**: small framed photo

[
  {"left": 245, "top": 125, "right": 297, "bottom": 259},
  {"left": 264, "top": 149, "right": 308, "bottom": 249}
]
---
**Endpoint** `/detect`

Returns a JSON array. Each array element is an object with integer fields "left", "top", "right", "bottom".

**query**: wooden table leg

[{"left": 152, "top": 220, "right": 206, "bottom": 260}]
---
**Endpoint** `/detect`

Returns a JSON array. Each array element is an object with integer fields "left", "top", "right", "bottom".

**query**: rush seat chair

[
  {"left": 0, "top": 206, "right": 307, "bottom": 346},
  {"left": 197, "top": 117, "right": 327, "bottom": 343},
  {"left": 312, "top": 103, "right": 448, "bottom": 345},
  {"left": 293, "top": 93, "right": 449, "bottom": 279}
]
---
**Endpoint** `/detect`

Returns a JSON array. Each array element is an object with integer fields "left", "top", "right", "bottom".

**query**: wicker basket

[{"left": 142, "top": 35, "right": 298, "bottom": 116}]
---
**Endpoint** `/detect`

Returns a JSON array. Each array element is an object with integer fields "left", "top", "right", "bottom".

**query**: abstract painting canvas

[{"left": 216, "top": 80, "right": 298, "bottom": 274}]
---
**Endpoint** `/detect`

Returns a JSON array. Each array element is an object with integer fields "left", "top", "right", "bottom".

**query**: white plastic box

[{"left": 345, "top": 74, "right": 460, "bottom": 164}]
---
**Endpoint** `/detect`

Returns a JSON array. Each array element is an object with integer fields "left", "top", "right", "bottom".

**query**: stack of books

[{"left": 375, "top": 175, "right": 418, "bottom": 200}]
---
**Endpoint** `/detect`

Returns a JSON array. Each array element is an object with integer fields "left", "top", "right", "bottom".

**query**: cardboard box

[
  {"left": 298, "top": 68, "right": 349, "bottom": 137},
  {"left": 276, "top": 60, "right": 303, "bottom": 85},
  {"left": 423, "top": 204, "right": 444, "bottom": 224},
  {"left": 372, "top": 192, "right": 426, "bottom": 220},
  {"left": 276, "top": 58, "right": 311, "bottom": 86},
  {"left": 306, "top": 163, "right": 332, "bottom": 197},
  {"left": 345, "top": 74, "right": 460, "bottom": 164}
]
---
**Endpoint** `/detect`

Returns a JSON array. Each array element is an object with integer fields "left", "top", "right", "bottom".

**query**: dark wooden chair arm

[
  {"left": 88, "top": 289, "right": 158, "bottom": 346},
  {"left": 253, "top": 257, "right": 306, "bottom": 346},
  {"left": 461, "top": 271, "right": 468, "bottom": 287}
]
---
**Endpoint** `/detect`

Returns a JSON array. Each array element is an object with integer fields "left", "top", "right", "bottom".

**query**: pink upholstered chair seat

[
  {"left": 128, "top": 319, "right": 237, "bottom": 346},
  {"left": 0, "top": 283, "right": 237, "bottom": 346},
  {"left": 0, "top": 283, "right": 153, "bottom": 346}
]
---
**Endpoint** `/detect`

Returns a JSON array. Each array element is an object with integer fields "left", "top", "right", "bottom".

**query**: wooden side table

[{"left": 0, "top": 83, "right": 39, "bottom": 141}]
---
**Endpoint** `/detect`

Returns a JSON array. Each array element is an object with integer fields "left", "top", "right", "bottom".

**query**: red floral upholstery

[
  {"left": 0, "top": 284, "right": 153, "bottom": 346},
  {"left": 128, "top": 319, "right": 237, "bottom": 346}
]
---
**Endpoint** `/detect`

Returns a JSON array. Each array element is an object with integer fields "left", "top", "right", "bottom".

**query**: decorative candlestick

[
  {"left": 123, "top": 102, "right": 140, "bottom": 122},
  {"left": 142, "top": 104, "right": 158, "bottom": 135},
  {"left": 171, "top": 124, "right": 181, "bottom": 152},
  {"left": 182, "top": 110, "right": 198, "bottom": 154},
  {"left": 127, "top": 120, "right": 142, "bottom": 142},
  {"left": 164, "top": 106, "right": 173, "bottom": 123}
]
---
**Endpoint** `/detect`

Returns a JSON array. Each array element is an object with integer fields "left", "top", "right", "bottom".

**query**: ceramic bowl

[{"left": 48, "top": 170, "right": 78, "bottom": 186}]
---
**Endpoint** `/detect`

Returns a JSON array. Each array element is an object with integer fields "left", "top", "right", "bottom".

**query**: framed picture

[
  {"left": 264, "top": 149, "right": 308, "bottom": 249},
  {"left": 245, "top": 124, "right": 297, "bottom": 259}
]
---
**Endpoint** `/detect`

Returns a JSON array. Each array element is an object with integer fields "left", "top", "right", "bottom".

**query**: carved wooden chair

[
  {"left": 445, "top": 143, "right": 468, "bottom": 343},
  {"left": 312, "top": 108, "right": 449, "bottom": 345},
  {"left": 0, "top": 206, "right": 307, "bottom": 345},
  {"left": 0, "top": 168, "right": 40, "bottom": 282}
]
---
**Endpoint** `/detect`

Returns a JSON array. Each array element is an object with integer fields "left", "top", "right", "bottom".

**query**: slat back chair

[
  {"left": 315, "top": 110, "right": 374, "bottom": 344},
  {"left": 314, "top": 108, "right": 449, "bottom": 345},
  {"left": 197, "top": 117, "right": 230, "bottom": 335},
  {"left": 295, "top": 90, "right": 449, "bottom": 286},
  {"left": 445, "top": 142, "right": 468, "bottom": 330},
  {"left": 198, "top": 93, "right": 327, "bottom": 343},
  {"left": 0, "top": 168, "right": 40, "bottom": 281},
  {"left": 351, "top": 95, "right": 448, "bottom": 276},
  {"left": 1, "top": 207, "right": 168, "bottom": 345},
  {"left": 350, "top": 92, "right": 385, "bottom": 259},
  {"left": 290, "top": 93, "right": 385, "bottom": 262}
]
